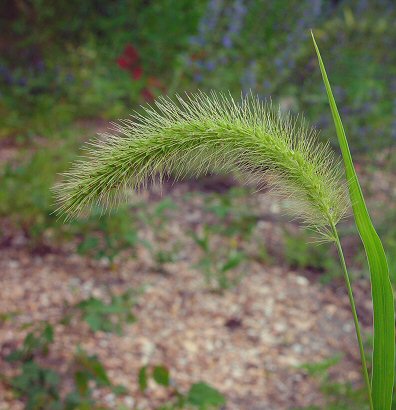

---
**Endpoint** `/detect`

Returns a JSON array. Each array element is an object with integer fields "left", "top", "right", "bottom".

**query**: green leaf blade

[
  {"left": 152, "top": 365, "right": 170, "bottom": 387},
  {"left": 138, "top": 366, "right": 148, "bottom": 391},
  {"left": 312, "top": 31, "right": 395, "bottom": 410},
  {"left": 187, "top": 382, "right": 226, "bottom": 408}
]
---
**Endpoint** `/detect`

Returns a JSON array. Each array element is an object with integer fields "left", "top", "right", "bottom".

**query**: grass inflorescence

[{"left": 54, "top": 92, "right": 348, "bottom": 240}]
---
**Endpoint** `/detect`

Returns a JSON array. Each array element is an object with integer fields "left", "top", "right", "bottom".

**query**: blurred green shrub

[
  {"left": 0, "top": 138, "right": 140, "bottom": 260},
  {"left": 0, "top": 143, "right": 73, "bottom": 232},
  {"left": 2, "top": 0, "right": 395, "bottom": 151}
]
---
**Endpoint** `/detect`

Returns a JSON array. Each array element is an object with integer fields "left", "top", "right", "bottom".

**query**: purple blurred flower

[
  {"left": 223, "top": 0, "right": 247, "bottom": 49},
  {"left": 194, "top": 0, "right": 224, "bottom": 42},
  {"left": 273, "top": 0, "right": 325, "bottom": 79},
  {"left": 0, "top": 65, "right": 13, "bottom": 85},
  {"left": 226, "top": 0, "right": 246, "bottom": 32},
  {"left": 35, "top": 60, "right": 45, "bottom": 72},
  {"left": 194, "top": 73, "right": 203, "bottom": 83},
  {"left": 262, "top": 80, "right": 272, "bottom": 91},
  {"left": 206, "top": 60, "right": 216, "bottom": 71},
  {"left": 222, "top": 35, "right": 233, "bottom": 49},
  {"left": 17, "top": 77, "right": 27, "bottom": 87}
]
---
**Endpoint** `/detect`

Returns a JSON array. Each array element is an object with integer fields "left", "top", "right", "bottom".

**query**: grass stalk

[{"left": 330, "top": 221, "right": 374, "bottom": 410}]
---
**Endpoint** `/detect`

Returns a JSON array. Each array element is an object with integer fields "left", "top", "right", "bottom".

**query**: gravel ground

[{"left": 0, "top": 182, "right": 374, "bottom": 410}]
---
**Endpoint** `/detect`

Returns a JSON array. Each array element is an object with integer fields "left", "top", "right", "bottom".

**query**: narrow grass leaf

[{"left": 312, "top": 31, "right": 395, "bottom": 410}]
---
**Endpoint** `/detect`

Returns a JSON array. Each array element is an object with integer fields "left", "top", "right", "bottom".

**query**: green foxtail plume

[{"left": 54, "top": 92, "right": 348, "bottom": 239}]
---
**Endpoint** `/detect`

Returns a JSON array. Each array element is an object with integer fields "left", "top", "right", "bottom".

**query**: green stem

[{"left": 330, "top": 221, "right": 374, "bottom": 410}]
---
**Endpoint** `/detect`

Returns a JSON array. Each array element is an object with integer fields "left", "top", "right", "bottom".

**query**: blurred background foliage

[
  {"left": 1, "top": 0, "right": 396, "bottom": 147},
  {"left": 1, "top": 1, "right": 396, "bottom": 408},
  {"left": 1, "top": 0, "right": 395, "bottom": 235}
]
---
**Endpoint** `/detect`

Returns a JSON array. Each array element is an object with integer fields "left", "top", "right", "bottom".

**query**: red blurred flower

[
  {"left": 117, "top": 44, "right": 142, "bottom": 80},
  {"left": 117, "top": 44, "right": 167, "bottom": 101},
  {"left": 117, "top": 57, "right": 130, "bottom": 70},
  {"left": 124, "top": 44, "right": 139, "bottom": 62},
  {"left": 132, "top": 66, "right": 143, "bottom": 80},
  {"left": 141, "top": 87, "right": 154, "bottom": 102}
]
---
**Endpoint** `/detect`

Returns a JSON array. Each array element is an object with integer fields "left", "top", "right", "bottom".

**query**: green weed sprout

[{"left": 54, "top": 36, "right": 394, "bottom": 409}]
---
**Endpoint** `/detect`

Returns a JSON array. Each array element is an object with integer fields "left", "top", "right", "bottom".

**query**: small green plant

[
  {"left": 0, "top": 311, "right": 20, "bottom": 324},
  {"left": 54, "top": 34, "right": 394, "bottom": 409},
  {"left": 69, "top": 348, "right": 128, "bottom": 402},
  {"left": 283, "top": 228, "right": 340, "bottom": 283},
  {"left": 203, "top": 187, "right": 257, "bottom": 240},
  {"left": 74, "top": 206, "right": 139, "bottom": 262},
  {"left": 191, "top": 226, "right": 246, "bottom": 291},
  {"left": 6, "top": 322, "right": 54, "bottom": 363},
  {"left": 5, "top": 322, "right": 126, "bottom": 410},
  {"left": 10, "top": 361, "right": 61, "bottom": 410},
  {"left": 294, "top": 355, "right": 368, "bottom": 410},
  {"left": 5, "top": 323, "right": 59, "bottom": 410},
  {"left": 75, "top": 289, "right": 138, "bottom": 334},
  {"left": 138, "top": 198, "right": 181, "bottom": 270},
  {"left": 137, "top": 364, "right": 226, "bottom": 409}
]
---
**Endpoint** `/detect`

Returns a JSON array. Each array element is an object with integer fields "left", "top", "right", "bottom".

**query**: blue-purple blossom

[
  {"left": 17, "top": 77, "right": 28, "bottom": 87},
  {"left": 262, "top": 80, "right": 272, "bottom": 92},
  {"left": 274, "top": 0, "right": 325, "bottom": 80},
  {"left": 0, "top": 65, "right": 13, "bottom": 85},
  {"left": 194, "top": 73, "right": 203, "bottom": 83},
  {"left": 188, "top": 0, "right": 248, "bottom": 84},
  {"left": 35, "top": 60, "right": 45, "bottom": 72},
  {"left": 222, "top": 35, "right": 233, "bottom": 49},
  {"left": 191, "top": 0, "right": 224, "bottom": 45},
  {"left": 222, "top": 0, "right": 247, "bottom": 49},
  {"left": 205, "top": 60, "right": 216, "bottom": 71}
]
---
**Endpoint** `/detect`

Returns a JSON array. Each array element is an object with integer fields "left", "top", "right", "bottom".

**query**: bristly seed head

[{"left": 53, "top": 91, "right": 349, "bottom": 240}]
